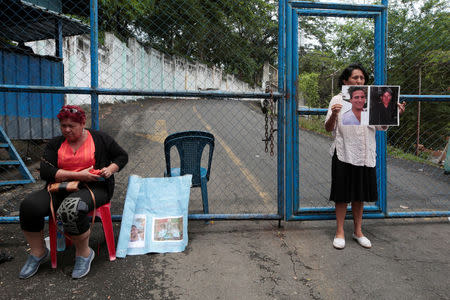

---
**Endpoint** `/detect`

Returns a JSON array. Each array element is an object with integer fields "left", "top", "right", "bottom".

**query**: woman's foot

[
  {"left": 19, "top": 248, "right": 50, "bottom": 279},
  {"left": 352, "top": 233, "right": 372, "bottom": 248},
  {"left": 333, "top": 236, "right": 345, "bottom": 249},
  {"left": 72, "top": 247, "right": 95, "bottom": 279}
]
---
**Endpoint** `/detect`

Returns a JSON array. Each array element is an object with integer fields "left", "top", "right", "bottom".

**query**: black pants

[{"left": 20, "top": 183, "right": 109, "bottom": 235}]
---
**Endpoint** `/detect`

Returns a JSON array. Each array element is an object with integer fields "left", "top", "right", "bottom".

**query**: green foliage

[
  {"left": 384, "top": 0, "right": 449, "bottom": 152},
  {"left": 297, "top": 0, "right": 449, "bottom": 155},
  {"left": 386, "top": 145, "right": 436, "bottom": 166},
  {"left": 97, "top": 0, "right": 278, "bottom": 86},
  {"left": 330, "top": 19, "right": 374, "bottom": 77},
  {"left": 298, "top": 116, "right": 331, "bottom": 137},
  {"left": 298, "top": 72, "right": 320, "bottom": 108},
  {"left": 387, "top": 0, "right": 449, "bottom": 94},
  {"left": 298, "top": 49, "right": 341, "bottom": 107}
]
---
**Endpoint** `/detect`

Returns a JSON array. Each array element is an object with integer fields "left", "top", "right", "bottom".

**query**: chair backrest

[{"left": 164, "top": 131, "right": 215, "bottom": 187}]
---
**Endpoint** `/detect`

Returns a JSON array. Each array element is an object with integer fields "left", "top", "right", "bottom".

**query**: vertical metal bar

[
  {"left": 374, "top": 2, "right": 388, "bottom": 214},
  {"left": 292, "top": 11, "right": 299, "bottom": 214},
  {"left": 90, "top": 0, "right": 99, "bottom": 130},
  {"left": 277, "top": 0, "right": 286, "bottom": 220},
  {"left": 285, "top": 1, "right": 293, "bottom": 220},
  {"left": 415, "top": 67, "right": 421, "bottom": 155},
  {"left": 55, "top": 19, "right": 63, "bottom": 59}
]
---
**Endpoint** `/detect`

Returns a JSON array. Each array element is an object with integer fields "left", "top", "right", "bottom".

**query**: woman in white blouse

[{"left": 325, "top": 64, "right": 405, "bottom": 250}]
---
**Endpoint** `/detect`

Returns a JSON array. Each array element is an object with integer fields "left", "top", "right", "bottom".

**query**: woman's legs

[
  {"left": 70, "top": 229, "right": 91, "bottom": 257},
  {"left": 351, "top": 201, "right": 364, "bottom": 237},
  {"left": 58, "top": 185, "right": 108, "bottom": 258},
  {"left": 335, "top": 202, "right": 348, "bottom": 238},
  {"left": 335, "top": 201, "right": 366, "bottom": 238},
  {"left": 20, "top": 189, "right": 52, "bottom": 257},
  {"left": 23, "top": 231, "right": 46, "bottom": 258}
]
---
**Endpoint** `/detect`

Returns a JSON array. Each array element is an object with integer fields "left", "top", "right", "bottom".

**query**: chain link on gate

[
  {"left": 0, "top": 0, "right": 280, "bottom": 218},
  {"left": 295, "top": 0, "right": 449, "bottom": 215},
  {"left": 262, "top": 89, "right": 277, "bottom": 156}
]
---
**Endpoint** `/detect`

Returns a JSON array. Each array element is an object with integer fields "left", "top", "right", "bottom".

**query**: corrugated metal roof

[{"left": 0, "top": 0, "right": 90, "bottom": 43}]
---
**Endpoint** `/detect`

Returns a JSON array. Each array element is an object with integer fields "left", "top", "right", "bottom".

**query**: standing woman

[
  {"left": 324, "top": 64, "right": 405, "bottom": 249},
  {"left": 19, "top": 105, "right": 128, "bottom": 278}
]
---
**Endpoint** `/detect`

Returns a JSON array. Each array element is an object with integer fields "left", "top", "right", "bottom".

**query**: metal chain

[
  {"left": 262, "top": 90, "right": 276, "bottom": 156},
  {"left": 269, "top": 94, "right": 275, "bottom": 156},
  {"left": 264, "top": 109, "right": 269, "bottom": 153}
]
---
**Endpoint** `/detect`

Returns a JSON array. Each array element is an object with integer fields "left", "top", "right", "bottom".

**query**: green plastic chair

[{"left": 164, "top": 131, "right": 215, "bottom": 213}]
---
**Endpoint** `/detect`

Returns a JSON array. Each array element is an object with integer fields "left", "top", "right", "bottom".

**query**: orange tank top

[{"left": 58, "top": 130, "right": 96, "bottom": 171}]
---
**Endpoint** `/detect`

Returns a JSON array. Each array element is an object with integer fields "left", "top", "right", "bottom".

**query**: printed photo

[
  {"left": 341, "top": 85, "right": 369, "bottom": 126},
  {"left": 153, "top": 216, "right": 183, "bottom": 242},
  {"left": 128, "top": 214, "right": 146, "bottom": 248},
  {"left": 369, "top": 86, "right": 400, "bottom": 126}
]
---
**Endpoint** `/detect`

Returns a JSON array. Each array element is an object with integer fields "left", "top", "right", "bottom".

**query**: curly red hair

[{"left": 56, "top": 105, "right": 86, "bottom": 124}]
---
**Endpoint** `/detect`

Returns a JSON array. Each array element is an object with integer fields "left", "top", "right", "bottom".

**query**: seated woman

[{"left": 19, "top": 105, "right": 128, "bottom": 279}]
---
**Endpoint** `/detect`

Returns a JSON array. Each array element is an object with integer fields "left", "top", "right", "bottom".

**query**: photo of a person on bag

[{"left": 19, "top": 105, "right": 128, "bottom": 279}]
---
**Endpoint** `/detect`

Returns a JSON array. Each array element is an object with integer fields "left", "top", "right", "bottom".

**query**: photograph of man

[
  {"left": 128, "top": 215, "right": 146, "bottom": 248},
  {"left": 342, "top": 86, "right": 368, "bottom": 125},
  {"left": 369, "top": 86, "right": 399, "bottom": 125}
]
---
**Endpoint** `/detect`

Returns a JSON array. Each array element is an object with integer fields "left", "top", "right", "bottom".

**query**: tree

[
  {"left": 296, "top": 0, "right": 448, "bottom": 153},
  {"left": 385, "top": 0, "right": 449, "bottom": 152},
  {"left": 298, "top": 72, "right": 320, "bottom": 107},
  {"left": 98, "top": 0, "right": 278, "bottom": 86}
]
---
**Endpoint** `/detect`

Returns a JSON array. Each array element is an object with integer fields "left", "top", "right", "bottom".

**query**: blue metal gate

[
  {"left": 0, "top": 0, "right": 449, "bottom": 223},
  {"left": 281, "top": 1, "right": 449, "bottom": 221}
]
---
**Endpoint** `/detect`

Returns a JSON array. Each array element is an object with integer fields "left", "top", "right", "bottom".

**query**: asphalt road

[
  {"left": 1, "top": 218, "right": 449, "bottom": 299},
  {"left": 98, "top": 97, "right": 278, "bottom": 215},
  {"left": 1, "top": 96, "right": 448, "bottom": 218},
  {"left": 0, "top": 97, "right": 449, "bottom": 299},
  {"left": 97, "top": 97, "right": 448, "bottom": 215}
]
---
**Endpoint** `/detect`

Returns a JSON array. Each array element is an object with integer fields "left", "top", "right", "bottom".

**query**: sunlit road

[
  {"left": 101, "top": 98, "right": 278, "bottom": 215},
  {"left": 101, "top": 98, "right": 449, "bottom": 216}
]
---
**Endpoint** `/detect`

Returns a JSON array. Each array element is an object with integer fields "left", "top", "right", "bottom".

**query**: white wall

[{"left": 29, "top": 33, "right": 262, "bottom": 105}]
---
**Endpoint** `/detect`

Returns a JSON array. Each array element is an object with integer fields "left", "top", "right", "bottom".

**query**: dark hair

[
  {"left": 56, "top": 105, "right": 86, "bottom": 124},
  {"left": 382, "top": 87, "right": 393, "bottom": 96},
  {"left": 338, "top": 63, "right": 369, "bottom": 87},
  {"left": 348, "top": 86, "right": 367, "bottom": 99}
]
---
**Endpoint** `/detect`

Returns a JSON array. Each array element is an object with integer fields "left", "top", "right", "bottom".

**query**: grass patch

[
  {"left": 298, "top": 116, "right": 331, "bottom": 137},
  {"left": 386, "top": 145, "right": 437, "bottom": 166},
  {"left": 299, "top": 117, "right": 440, "bottom": 167}
]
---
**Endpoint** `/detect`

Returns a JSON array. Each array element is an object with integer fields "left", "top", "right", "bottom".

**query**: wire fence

[
  {"left": 297, "top": 104, "right": 449, "bottom": 213},
  {"left": 0, "top": 0, "right": 448, "bottom": 219},
  {"left": 0, "top": 0, "right": 279, "bottom": 219},
  {"left": 296, "top": 0, "right": 449, "bottom": 214}
]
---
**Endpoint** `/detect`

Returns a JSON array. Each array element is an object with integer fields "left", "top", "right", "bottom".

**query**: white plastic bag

[{"left": 116, "top": 174, "right": 192, "bottom": 257}]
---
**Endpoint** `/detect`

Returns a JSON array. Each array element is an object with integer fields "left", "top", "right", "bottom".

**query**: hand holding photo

[{"left": 369, "top": 86, "right": 400, "bottom": 126}]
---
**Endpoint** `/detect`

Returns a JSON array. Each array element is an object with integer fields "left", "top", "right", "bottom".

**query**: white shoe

[
  {"left": 352, "top": 233, "right": 372, "bottom": 248},
  {"left": 333, "top": 237, "right": 345, "bottom": 249}
]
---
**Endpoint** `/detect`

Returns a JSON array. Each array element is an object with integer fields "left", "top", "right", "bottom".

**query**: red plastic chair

[{"left": 48, "top": 202, "right": 116, "bottom": 269}]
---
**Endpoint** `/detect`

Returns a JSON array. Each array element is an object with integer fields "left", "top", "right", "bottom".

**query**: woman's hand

[
  {"left": 325, "top": 104, "right": 343, "bottom": 132},
  {"left": 398, "top": 101, "right": 406, "bottom": 115},
  {"left": 55, "top": 167, "right": 99, "bottom": 182},
  {"left": 331, "top": 104, "right": 343, "bottom": 116},
  {"left": 78, "top": 167, "right": 102, "bottom": 182},
  {"left": 100, "top": 163, "right": 119, "bottom": 179}
]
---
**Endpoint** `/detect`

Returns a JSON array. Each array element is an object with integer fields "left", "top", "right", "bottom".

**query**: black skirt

[{"left": 329, "top": 151, "right": 378, "bottom": 203}]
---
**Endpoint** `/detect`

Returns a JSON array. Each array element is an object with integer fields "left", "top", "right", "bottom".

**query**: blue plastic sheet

[{"left": 116, "top": 175, "right": 192, "bottom": 257}]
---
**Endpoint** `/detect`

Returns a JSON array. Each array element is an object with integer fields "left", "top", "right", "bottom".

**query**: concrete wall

[{"left": 29, "top": 33, "right": 262, "bottom": 105}]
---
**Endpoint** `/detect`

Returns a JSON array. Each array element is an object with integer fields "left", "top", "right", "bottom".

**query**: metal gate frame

[
  {"left": 0, "top": 0, "right": 284, "bottom": 223},
  {"left": 282, "top": 0, "right": 450, "bottom": 221},
  {"left": 1, "top": 0, "right": 449, "bottom": 224}
]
